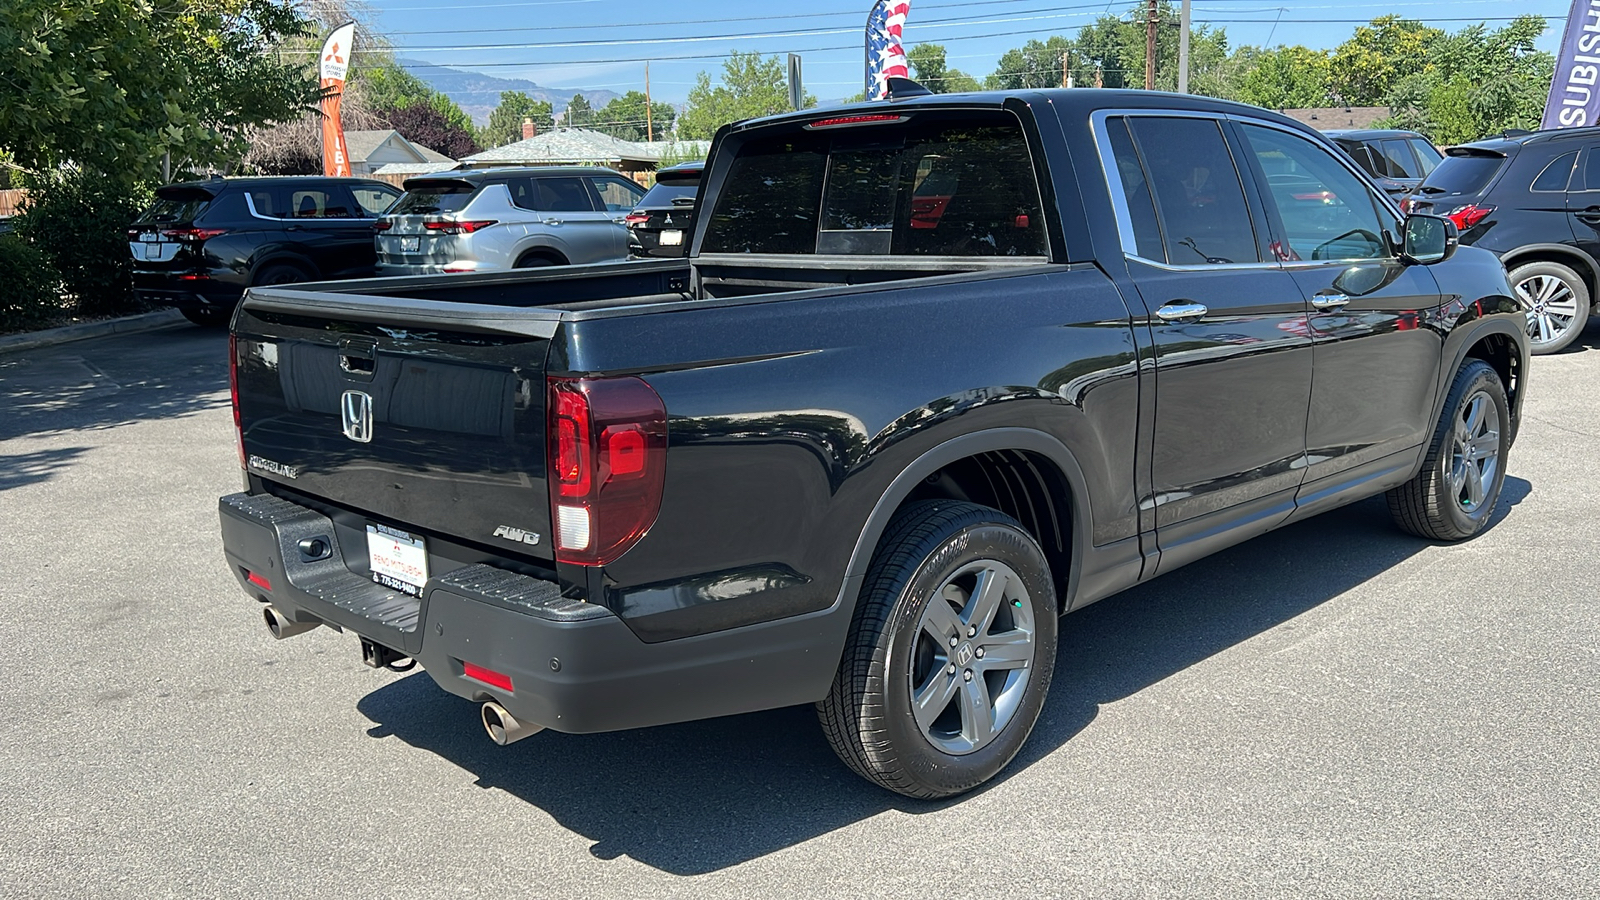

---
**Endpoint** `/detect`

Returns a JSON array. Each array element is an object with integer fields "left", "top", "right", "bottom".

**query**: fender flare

[
  {"left": 828, "top": 427, "right": 1093, "bottom": 620},
  {"left": 1427, "top": 316, "right": 1530, "bottom": 458}
]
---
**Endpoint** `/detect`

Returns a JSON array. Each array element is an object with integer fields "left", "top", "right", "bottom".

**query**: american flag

[{"left": 866, "top": 0, "right": 912, "bottom": 100}]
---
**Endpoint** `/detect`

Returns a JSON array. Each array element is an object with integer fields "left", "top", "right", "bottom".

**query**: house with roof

[
  {"left": 456, "top": 128, "right": 711, "bottom": 180},
  {"left": 342, "top": 129, "right": 457, "bottom": 177}
]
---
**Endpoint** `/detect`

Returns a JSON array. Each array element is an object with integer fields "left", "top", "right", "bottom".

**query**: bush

[
  {"left": 0, "top": 235, "right": 64, "bottom": 333},
  {"left": 15, "top": 170, "right": 151, "bottom": 317}
]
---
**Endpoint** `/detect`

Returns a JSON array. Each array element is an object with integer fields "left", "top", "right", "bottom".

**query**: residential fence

[{"left": 0, "top": 189, "right": 26, "bottom": 218}]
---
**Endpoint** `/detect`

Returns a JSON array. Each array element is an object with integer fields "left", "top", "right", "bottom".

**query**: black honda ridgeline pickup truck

[{"left": 220, "top": 89, "right": 1528, "bottom": 798}]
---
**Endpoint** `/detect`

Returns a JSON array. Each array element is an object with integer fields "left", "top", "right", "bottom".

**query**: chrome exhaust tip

[
  {"left": 263, "top": 605, "right": 320, "bottom": 640},
  {"left": 481, "top": 700, "right": 542, "bottom": 746}
]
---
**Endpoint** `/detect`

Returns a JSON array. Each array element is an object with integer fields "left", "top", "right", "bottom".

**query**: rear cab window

[{"left": 702, "top": 110, "right": 1049, "bottom": 257}]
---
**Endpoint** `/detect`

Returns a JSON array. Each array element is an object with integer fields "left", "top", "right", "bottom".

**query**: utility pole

[
  {"left": 1061, "top": 51, "right": 1070, "bottom": 88},
  {"left": 645, "top": 62, "right": 653, "bottom": 142},
  {"left": 1144, "top": 0, "right": 1157, "bottom": 91},
  {"left": 1178, "top": 0, "right": 1191, "bottom": 94}
]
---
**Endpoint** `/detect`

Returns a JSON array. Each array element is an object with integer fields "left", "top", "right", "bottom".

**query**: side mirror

[{"left": 1401, "top": 214, "right": 1457, "bottom": 265}]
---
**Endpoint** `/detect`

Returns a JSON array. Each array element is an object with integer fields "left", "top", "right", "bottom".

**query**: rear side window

[
  {"left": 351, "top": 185, "right": 399, "bottom": 216},
  {"left": 392, "top": 181, "right": 479, "bottom": 215},
  {"left": 591, "top": 176, "right": 646, "bottom": 211},
  {"left": 1422, "top": 154, "right": 1504, "bottom": 196},
  {"left": 534, "top": 177, "right": 596, "bottom": 212},
  {"left": 704, "top": 112, "right": 1048, "bottom": 257},
  {"left": 1105, "top": 118, "right": 1165, "bottom": 261},
  {"left": 1381, "top": 140, "right": 1421, "bottom": 179},
  {"left": 1125, "top": 116, "right": 1259, "bottom": 265},
  {"left": 136, "top": 191, "right": 211, "bottom": 225},
  {"left": 1337, "top": 141, "right": 1383, "bottom": 178},
  {"left": 1532, "top": 151, "right": 1578, "bottom": 192}
]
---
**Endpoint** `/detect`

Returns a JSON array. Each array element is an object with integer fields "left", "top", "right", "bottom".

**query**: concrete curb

[{"left": 0, "top": 309, "right": 189, "bottom": 355}]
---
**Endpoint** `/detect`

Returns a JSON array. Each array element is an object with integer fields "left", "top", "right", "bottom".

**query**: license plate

[
  {"left": 138, "top": 232, "right": 159, "bottom": 243},
  {"left": 366, "top": 524, "right": 428, "bottom": 596},
  {"left": 660, "top": 230, "right": 683, "bottom": 246},
  {"left": 144, "top": 243, "right": 161, "bottom": 259},
  {"left": 400, "top": 236, "right": 420, "bottom": 253}
]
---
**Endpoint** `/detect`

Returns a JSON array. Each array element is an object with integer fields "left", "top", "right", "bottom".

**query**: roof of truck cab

[{"left": 733, "top": 89, "right": 1323, "bottom": 137}]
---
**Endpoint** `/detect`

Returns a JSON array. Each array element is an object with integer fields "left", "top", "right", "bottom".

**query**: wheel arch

[
  {"left": 248, "top": 253, "right": 319, "bottom": 284},
  {"left": 514, "top": 245, "right": 570, "bottom": 267},
  {"left": 832, "top": 428, "right": 1090, "bottom": 618},
  {"left": 1437, "top": 319, "right": 1529, "bottom": 450},
  {"left": 1500, "top": 244, "right": 1599, "bottom": 307}
]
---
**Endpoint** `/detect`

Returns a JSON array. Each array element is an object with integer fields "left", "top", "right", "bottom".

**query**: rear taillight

[
  {"left": 229, "top": 333, "right": 244, "bottom": 468},
  {"left": 547, "top": 376, "right": 667, "bottom": 567},
  {"left": 424, "top": 219, "right": 497, "bottom": 234},
  {"left": 623, "top": 213, "right": 649, "bottom": 226},
  {"left": 373, "top": 220, "right": 393, "bottom": 232},
  {"left": 1445, "top": 204, "right": 1493, "bottom": 230},
  {"left": 1398, "top": 197, "right": 1414, "bottom": 214},
  {"left": 161, "top": 227, "right": 228, "bottom": 242}
]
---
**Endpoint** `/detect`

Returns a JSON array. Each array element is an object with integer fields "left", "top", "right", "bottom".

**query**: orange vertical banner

[{"left": 318, "top": 22, "right": 357, "bottom": 177}]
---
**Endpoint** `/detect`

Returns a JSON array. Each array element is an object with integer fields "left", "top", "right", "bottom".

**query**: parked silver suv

[{"left": 375, "top": 167, "right": 646, "bottom": 274}]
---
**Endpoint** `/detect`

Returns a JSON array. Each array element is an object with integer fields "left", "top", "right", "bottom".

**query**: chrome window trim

[
  {"left": 1090, "top": 107, "right": 1407, "bottom": 270},
  {"left": 243, "top": 191, "right": 279, "bottom": 222}
]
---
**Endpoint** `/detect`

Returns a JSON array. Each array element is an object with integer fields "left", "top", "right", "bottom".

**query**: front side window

[
  {"left": 1239, "top": 123, "right": 1392, "bottom": 262},
  {"left": 286, "top": 188, "right": 353, "bottom": 219},
  {"left": 591, "top": 176, "right": 646, "bottom": 211},
  {"left": 703, "top": 112, "right": 1047, "bottom": 257},
  {"left": 1125, "top": 116, "right": 1260, "bottom": 265}
]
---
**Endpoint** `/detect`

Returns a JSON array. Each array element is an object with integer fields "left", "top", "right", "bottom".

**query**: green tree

[
  {"left": 678, "top": 51, "right": 816, "bottom": 140},
  {"left": 985, "top": 36, "right": 1073, "bottom": 90},
  {"left": 988, "top": 5, "right": 1231, "bottom": 97},
  {"left": 1376, "top": 15, "right": 1553, "bottom": 144},
  {"left": 908, "top": 43, "right": 982, "bottom": 93},
  {"left": 0, "top": 0, "right": 321, "bottom": 181},
  {"left": 480, "top": 91, "right": 555, "bottom": 148},
  {"left": 1329, "top": 16, "right": 1444, "bottom": 106},
  {"left": 1235, "top": 46, "right": 1332, "bottom": 109},
  {"left": 564, "top": 94, "right": 594, "bottom": 127},
  {"left": 355, "top": 63, "right": 435, "bottom": 113},
  {"left": 593, "top": 91, "right": 677, "bottom": 141}
]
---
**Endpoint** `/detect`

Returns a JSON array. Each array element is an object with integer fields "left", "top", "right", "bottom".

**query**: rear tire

[
  {"left": 252, "top": 263, "right": 308, "bottom": 287},
  {"left": 180, "top": 307, "right": 230, "bottom": 328},
  {"left": 1386, "top": 360, "right": 1510, "bottom": 541},
  {"left": 514, "top": 254, "right": 560, "bottom": 269},
  {"left": 1510, "top": 261, "right": 1589, "bottom": 355},
  {"left": 817, "top": 500, "right": 1058, "bottom": 799}
]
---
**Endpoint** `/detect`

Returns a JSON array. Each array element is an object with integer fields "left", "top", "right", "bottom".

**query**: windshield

[
  {"left": 1420, "top": 154, "right": 1504, "bottom": 196},
  {"left": 703, "top": 111, "right": 1048, "bottom": 257},
  {"left": 391, "top": 181, "right": 478, "bottom": 215}
]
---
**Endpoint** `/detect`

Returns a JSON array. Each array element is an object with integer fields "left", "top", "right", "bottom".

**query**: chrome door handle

[
  {"left": 1155, "top": 301, "right": 1208, "bottom": 322},
  {"left": 1311, "top": 293, "right": 1350, "bottom": 309},
  {"left": 542, "top": 218, "right": 563, "bottom": 226},
  {"left": 611, "top": 217, "right": 628, "bottom": 224}
]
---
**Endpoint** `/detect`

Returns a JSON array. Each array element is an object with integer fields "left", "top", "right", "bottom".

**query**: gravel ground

[{"left": 0, "top": 324, "right": 1595, "bottom": 899}]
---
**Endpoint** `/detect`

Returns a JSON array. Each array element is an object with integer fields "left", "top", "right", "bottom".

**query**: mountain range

[{"left": 398, "top": 58, "right": 622, "bottom": 125}]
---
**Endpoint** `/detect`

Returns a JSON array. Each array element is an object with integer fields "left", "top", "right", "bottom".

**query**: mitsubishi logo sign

[{"left": 341, "top": 390, "right": 373, "bottom": 443}]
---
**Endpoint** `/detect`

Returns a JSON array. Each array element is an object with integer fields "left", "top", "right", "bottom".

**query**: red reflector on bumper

[
  {"left": 463, "top": 661, "right": 513, "bottom": 692},
  {"left": 246, "top": 570, "right": 271, "bottom": 590}
]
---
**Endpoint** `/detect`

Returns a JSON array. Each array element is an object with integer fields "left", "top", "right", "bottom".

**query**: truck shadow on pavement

[
  {"left": 356, "top": 481, "right": 1530, "bottom": 875},
  {"left": 0, "top": 326, "right": 228, "bottom": 444}
]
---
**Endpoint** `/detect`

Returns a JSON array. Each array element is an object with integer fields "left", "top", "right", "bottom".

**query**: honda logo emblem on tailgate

[{"left": 341, "top": 390, "right": 373, "bottom": 443}]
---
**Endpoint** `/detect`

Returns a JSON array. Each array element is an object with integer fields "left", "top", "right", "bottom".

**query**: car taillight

[
  {"left": 229, "top": 333, "right": 244, "bottom": 468},
  {"left": 161, "top": 227, "right": 228, "bottom": 242},
  {"left": 1445, "top": 204, "right": 1493, "bottom": 230},
  {"left": 623, "top": 213, "right": 650, "bottom": 226},
  {"left": 547, "top": 376, "right": 667, "bottom": 567},
  {"left": 373, "top": 220, "right": 393, "bottom": 232},
  {"left": 423, "top": 220, "right": 497, "bottom": 234},
  {"left": 1398, "top": 197, "right": 1414, "bottom": 214}
]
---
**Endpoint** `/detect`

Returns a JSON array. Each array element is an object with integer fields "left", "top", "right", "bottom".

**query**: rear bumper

[
  {"left": 218, "top": 492, "right": 842, "bottom": 733},
  {"left": 133, "top": 273, "right": 243, "bottom": 311}
]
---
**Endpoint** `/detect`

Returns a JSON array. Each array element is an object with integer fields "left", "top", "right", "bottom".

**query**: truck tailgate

[{"left": 232, "top": 290, "right": 559, "bottom": 564}]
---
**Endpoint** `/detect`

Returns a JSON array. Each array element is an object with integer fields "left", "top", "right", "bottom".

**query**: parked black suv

[
  {"left": 625, "top": 160, "right": 703, "bottom": 258},
  {"left": 1325, "top": 129, "right": 1443, "bottom": 199},
  {"left": 1404, "top": 128, "right": 1600, "bottom": 353},
  {"left": 130, "top": 176, "right": 399, "bottom": 326}
]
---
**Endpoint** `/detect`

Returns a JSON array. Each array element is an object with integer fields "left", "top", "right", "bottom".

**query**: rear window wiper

[{"left": 1417, "top": 185, "right": 1448, "bottom": 194}]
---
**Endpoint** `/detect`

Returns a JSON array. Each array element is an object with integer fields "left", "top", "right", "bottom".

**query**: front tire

[
  {"left": 818, "top": 501, "right": 1058, "bottom": 799},
  {"left": 1386, "top": 360, "right": 1510, "bottom": 540},
  {"left": 1510, "top": 261, "right": 1589, "bottom": 355}
]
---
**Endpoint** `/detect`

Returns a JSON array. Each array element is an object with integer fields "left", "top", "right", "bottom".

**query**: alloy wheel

[
  {"left": 908, "top": 559, "right": 1036, "bottom": 756},
  {"left": 1449, "top": 389, "right": 1501, "bottom": 513},
  {"left": 1516, "top": 273, "right": 1580, "bottom": 349}
]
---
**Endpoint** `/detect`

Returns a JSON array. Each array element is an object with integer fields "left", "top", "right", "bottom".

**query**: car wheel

[
  {"left": 514, "top": 254, "right": 558, "bottom": 269},
  {"left": 180, "top": 307, "right": 231, "bottom": 328},
  {"left": 253, "top": 263, "right": 308, "bottom": 287},
  {"left": 817, "top": 500, "right": 1058, "bottom": 799},
  {"left": 1386, "top": 360, "right": 1510, "bottom": 541},
  {"left": 1510, "top": 261, "right": 1589, "bottom": 355}
]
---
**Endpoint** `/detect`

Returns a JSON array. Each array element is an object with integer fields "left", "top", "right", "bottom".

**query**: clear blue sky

[{"left": 362, "top": 0, "right": 1572, "bottom": 105}]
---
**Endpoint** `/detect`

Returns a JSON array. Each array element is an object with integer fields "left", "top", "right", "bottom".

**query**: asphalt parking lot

[{"left": 1, "top": 324, "right": 1595, "bottom": 898}]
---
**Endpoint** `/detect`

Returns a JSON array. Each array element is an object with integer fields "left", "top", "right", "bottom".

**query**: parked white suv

[{"left": 375, "top": 167, "right": 646, "bottom": 274}]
